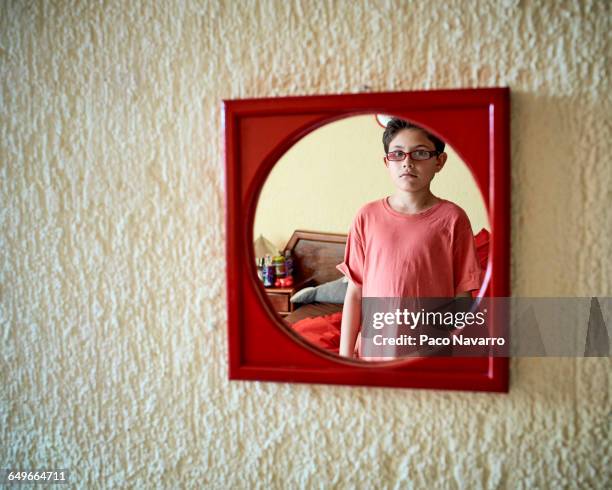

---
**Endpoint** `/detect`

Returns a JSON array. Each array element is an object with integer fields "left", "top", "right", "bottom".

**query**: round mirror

[{"left": 253, "top": 114, "right": 490, "bottom": 362}]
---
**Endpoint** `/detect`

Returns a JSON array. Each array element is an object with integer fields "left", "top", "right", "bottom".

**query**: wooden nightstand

[{"left": 264, "top": 277, "right": 314, "bottom": 317}]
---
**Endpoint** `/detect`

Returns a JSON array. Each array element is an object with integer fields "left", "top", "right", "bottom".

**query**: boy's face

[{"left": 384, "top": 129, "right": 447, "bottom": 193}]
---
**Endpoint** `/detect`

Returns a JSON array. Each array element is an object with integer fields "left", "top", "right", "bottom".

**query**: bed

[{"left": 281, "top": 230, "right": 347, "bottom": 354}]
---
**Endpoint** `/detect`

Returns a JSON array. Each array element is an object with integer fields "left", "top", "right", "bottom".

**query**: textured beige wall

[
  {"left": 254, "top": 115, "right": 488, "bottom": 251},
  {"left": 2, "top": 0, "right": 610, "bottom": 488}
]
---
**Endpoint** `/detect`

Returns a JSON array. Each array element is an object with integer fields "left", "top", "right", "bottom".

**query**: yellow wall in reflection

[{"left": 255, "top": 115, "right": 490, "bottom": 251}]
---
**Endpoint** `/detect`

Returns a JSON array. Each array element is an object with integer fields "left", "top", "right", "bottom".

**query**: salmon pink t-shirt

[{"left": 336, "top": 198, "right": 482, "bottom": 297}]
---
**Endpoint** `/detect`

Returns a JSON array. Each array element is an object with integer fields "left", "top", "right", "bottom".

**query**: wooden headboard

[{"left": 284, "top": 230, "right": 347, "bottom": 286}]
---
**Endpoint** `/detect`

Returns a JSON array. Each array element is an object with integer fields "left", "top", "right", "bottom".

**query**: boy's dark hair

[{"left": 382, "top": 118, "right": 446, "bottom": 154}]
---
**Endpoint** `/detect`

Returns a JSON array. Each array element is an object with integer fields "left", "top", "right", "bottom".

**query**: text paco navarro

[{"left": 372, "top": 334, "right": 506, "bottom": 346}]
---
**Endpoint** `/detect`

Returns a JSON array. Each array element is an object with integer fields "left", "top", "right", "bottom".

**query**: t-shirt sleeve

[
  {"left": 336, "top": 218, "right": 365, "bottom": 288},
  {"left": 453, "top": 213, "right": 483, "bottom": 294}
]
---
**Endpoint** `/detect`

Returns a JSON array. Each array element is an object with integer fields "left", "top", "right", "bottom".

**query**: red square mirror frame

[{"left": 223, "top": 88, "right": 510, "bottom": 392}]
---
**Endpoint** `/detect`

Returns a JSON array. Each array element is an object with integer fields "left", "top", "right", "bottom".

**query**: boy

[{"left": 336, "top": 118, "right": 482, "bottom": 359}]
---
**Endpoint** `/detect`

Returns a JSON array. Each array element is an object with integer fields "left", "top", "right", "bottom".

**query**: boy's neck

[{"left": 388, "top": 189, "right": 440, "bottom": 214}]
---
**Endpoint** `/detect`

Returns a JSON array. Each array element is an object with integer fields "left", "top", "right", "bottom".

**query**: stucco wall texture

[{"left": 1, "top": 0, "right": 610, "bottom": 488}]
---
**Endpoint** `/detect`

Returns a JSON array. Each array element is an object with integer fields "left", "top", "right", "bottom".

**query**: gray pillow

[{"left": 290, "top": 277, "right": 348, "bottom": 304}]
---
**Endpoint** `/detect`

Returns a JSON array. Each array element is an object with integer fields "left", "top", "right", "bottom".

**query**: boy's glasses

[{"left": 386, "top": 150, "right": 440, "bottom": 162}]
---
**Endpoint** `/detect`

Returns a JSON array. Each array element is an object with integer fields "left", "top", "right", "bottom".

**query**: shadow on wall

[{"left": 509, "top": 91, "right": 607, "bottom": 295}]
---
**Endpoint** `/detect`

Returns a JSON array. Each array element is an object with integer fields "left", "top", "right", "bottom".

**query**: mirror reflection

[{"left": 253, "top": 114, "right": 490, "bottom": 361}]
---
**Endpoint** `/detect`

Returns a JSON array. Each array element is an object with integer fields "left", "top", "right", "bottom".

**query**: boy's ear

[
  {"left": 436, "top": 152, "right": 447, "bottom": 171},
  {"left": 383, "top": 156, "right": 389, "bottom": 167}
]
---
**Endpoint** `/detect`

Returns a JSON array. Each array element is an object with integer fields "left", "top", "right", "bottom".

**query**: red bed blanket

[{"left": 291, "top": 311, "right": 343, "bottom": 354}]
